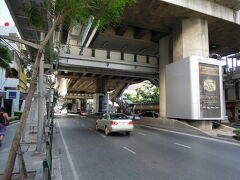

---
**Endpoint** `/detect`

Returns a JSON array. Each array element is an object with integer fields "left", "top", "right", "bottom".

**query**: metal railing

[{"left": 42, "top": 116, "right": 54, "bottom": 180}]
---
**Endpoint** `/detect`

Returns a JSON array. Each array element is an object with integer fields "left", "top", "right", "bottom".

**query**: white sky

[{"left": 0, "top": 0, "right": 15, "bottom": 26}]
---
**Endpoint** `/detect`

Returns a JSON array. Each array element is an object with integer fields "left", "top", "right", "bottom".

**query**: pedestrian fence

[
  {"left": 42, "top": 117, "right": 54, "bottom": 180},
  {"left": 43, "top": 159, "right": 51, "bottom": 180}
]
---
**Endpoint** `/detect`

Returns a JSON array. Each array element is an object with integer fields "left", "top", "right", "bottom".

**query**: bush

[
  {"left": 233, "top": 128, "right": 240, "bottom": 136},
  {"left": 8, "top": 116, "right": 19, "bottom": 122},
  {"left": 13, "top": 116, "right": 20, "bottom": 120},
  {"left": 14, "top": 111, "right": 23, "bottom": 119}
]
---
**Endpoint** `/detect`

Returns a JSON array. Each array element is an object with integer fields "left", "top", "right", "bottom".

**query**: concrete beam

[
  {"left": 71, "top": 80, "right": 82, "bottom": 90},
  {"left": 58, "top": 66, "right": 158, "bottom": 79},
  {"left": 110, "top": 83, "right": 129, "bottom": 100},
  {"left": 77, "top": 81, "right": 90, "bottom": 89},
  {"left": 84, "top": 80, "right": 96, "bottom": 89},
  {"left": 59, "top": 53, "right": 157, "bottom": 68},
  {"left": 65, "top": 94, "right": 93, "bottom": 99},
  {"left": 0, "top": 35, "right": 40, "bottom": 49},
  {"left": 160, "top": 0, "right": 240, "bottom": 24},
  {"left": 56, "top": 75, "right": 141, "bottom": 83},
  {"left": 86, "top": 82, "right": 96, "bottom": 91}
]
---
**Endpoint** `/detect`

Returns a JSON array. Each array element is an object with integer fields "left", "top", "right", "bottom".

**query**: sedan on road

[{"left": 96, "top": 113, "right": 134, "bottom": 136}]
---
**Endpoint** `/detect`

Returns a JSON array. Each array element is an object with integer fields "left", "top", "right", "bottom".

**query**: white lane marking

[
  {"left": 101, "top": 134, "right": 107, "bottom": 138},
  {"left": 138, "top": 125, "right": 240, "bottom": 147},
  {"left": 174, "top": 143, "right": 192, "bottom": 149},
  {"left": 123, "top": 147, "right": 136, "bottom": 154},
  {"left": 138, "top": 132, "right": 146, "bottom": 136},
  {"left": 57, "top": 120, "right": 79, "bottom": 180}
]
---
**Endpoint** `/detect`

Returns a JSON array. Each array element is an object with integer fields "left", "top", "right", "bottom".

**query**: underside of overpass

[
  {"left": 4, "top": 0, "right": 240, "bottom": 117},
  {"left": 6, "top": 0, "right": 240, "bottom": 58},
  {"left": 55, "top": 73, "right": 144, "bottom": 98}
]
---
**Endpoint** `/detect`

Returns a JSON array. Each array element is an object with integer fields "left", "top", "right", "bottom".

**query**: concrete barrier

[{"left": 136, "top": 117, "right": 210, "bottom": 137}]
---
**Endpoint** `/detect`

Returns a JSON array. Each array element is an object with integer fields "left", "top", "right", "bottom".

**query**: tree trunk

[{"left": 3, "top": 15, "right": 63, "bottom": 180}]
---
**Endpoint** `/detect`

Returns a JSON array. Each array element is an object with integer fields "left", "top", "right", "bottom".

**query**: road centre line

[
  {"left": 138, "top": 132, "right": 146, "bottom": 136},
  {"left": 123, "top": 147, "right": 136, "bottom": 154},
  {"left": 57, "top": 120, "right": 79, "bottom": 180},
  {"left": 174, "top": 143, "right": 192, "bottom": 149}
]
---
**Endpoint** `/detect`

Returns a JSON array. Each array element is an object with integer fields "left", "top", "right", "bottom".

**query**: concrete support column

[
  {"left": 81, "top": 99, "right": 87, "bottom": 111},
  {"left": 171, "top": 18, "right": 212, "bottom": 130},
  {"left": 173, "top": 18, "right": 209, "bottom": 61},
  {"left": 93, "top": 78, "right": 108, "bottom": 113},
  {"left": 96, "top": 78, "right": 106, "bottom": 93},
  {"left": 159, "top": 36, "right": 171, "bottom": 118},
  {"left": 77, "top": 99, "right": 81, "bottom": 109},
  {"left": 188, "top": 121, "right": 212, "bottom": 131}
]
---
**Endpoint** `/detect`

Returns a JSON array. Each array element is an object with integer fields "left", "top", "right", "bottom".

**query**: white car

[{"left": 96, "top": 113, "right": 134, "bottom": 136}]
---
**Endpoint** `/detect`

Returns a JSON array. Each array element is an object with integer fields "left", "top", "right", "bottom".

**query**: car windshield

[{"left": 110, "top": 114, "right": 129, "bottom": 120}]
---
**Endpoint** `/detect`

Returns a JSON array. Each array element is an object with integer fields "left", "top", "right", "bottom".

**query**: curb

[
  {"left": 214, "top": 135, "right": 240, "bottom": 144},
  {"left": 9, "top": 120, "right": 20, "bottom": 126}
]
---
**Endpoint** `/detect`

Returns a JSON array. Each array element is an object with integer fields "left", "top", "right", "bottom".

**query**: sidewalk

[{"left": 0, "top": 123, "right": 45, "bottom": 179}]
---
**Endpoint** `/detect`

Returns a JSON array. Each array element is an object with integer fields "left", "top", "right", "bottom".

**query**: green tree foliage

[
  {"left": 124, "top": 81, "right": 159, "bottom": 103},
  {"left": 0, "top": 42, "right": 12, "bottom": 69},
  {"left": 44, "top": 44, "right": 59, "bottom": 64},
  {"left": 26, "top": 0, "right": 136, "bottom": 30}
]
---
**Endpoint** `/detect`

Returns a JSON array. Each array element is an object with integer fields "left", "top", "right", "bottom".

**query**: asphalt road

[{"left": 56, "top": 115, "right": 240, "bottom": 180}]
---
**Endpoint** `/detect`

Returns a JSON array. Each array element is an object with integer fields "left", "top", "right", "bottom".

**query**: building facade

[{"left": 0, "top": 25, "right": 27, "bottom": 117}]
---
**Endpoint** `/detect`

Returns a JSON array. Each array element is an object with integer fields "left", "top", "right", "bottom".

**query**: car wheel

[
  {"left": 95, "top": 124, "right": 99, "bottom": 131},
  {"left": 105, "top": 127, "right": 109, "bottom": 136},
  {"left": 126, "top": 132, "right": 130, "bottom": 136}
]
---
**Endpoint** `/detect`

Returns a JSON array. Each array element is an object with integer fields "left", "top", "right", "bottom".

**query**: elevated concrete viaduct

[{"left": 4, "top": 0, "right": 240, "bottom": 127}]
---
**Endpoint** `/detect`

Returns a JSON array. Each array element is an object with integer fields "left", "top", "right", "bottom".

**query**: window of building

[{"left": 5, "top": 68, "right": 18, "bottom": 79}]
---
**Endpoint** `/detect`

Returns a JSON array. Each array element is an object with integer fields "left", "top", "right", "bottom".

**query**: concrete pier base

[{"left": 188, "top": 121, "right": 212, "bottom": 131}]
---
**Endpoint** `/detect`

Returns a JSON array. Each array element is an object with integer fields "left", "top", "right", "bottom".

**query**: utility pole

[{"left": 36, "top": 33, "right": 45, "bottom": 152}]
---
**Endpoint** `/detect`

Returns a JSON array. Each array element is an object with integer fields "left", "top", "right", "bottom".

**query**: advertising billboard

[{"left": 199, "top": 63, "right": 221, "bottom": 118}]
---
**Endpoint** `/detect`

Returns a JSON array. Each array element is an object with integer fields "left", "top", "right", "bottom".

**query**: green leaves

[
  {"left": 124, "top": 81, "right": 159, "bottom": 103},
  {"left": 44, "top": 44, "right": 59, "bottom": 64},
  {"left": 0, "top": 42, "right": 12, "bottom": 70},
  {"left": 233, "top": 128, "right": 240, "bottom": 136},
  {"left": 25, "top": 1, "right": 48, "bottom": 30},
  {"left": 25, "top": 0, "right": 136, "bottom": 34}
]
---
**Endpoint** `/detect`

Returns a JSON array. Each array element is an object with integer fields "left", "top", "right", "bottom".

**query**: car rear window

[{"left": 110, "top": 114, "right": 129, "bottom": 120}]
